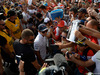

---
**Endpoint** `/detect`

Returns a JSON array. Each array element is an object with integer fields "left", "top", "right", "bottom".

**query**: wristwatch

[{"left": 81, "top": 37, "right": 87, "bottom": 42}]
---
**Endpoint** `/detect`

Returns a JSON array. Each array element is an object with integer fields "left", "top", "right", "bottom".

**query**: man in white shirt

[{"left": 34, "top": 24, "right": 48, "bottom": 65}]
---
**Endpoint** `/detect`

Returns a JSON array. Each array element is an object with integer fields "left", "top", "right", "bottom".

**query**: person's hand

[
  {"left": 18, "top": 60, "right": 24, "bottom": 72},
  {"left": 74, "top": 53, "right": 80, "bottom": 59},
  {"left": 55, "top": 42, "right": 62, "bottom": 45},
  {"left": 41, "top": 63, "right": 48, "bottom": 69},
  {"left": 65, "top": 54, "right": 75, "bottom": 62},
  {"left": 75, "top": 30, "right": 84, "bottom": 40}
]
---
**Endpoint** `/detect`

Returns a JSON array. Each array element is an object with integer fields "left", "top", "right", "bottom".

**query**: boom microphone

[
  {"left": 53, "top": 53, "right": 74, "bottom": 75},
  {"left": 53, "top": 53, "right": 68, "bottom": 68}
]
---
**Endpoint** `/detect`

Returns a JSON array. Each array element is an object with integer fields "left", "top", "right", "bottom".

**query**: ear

[{"left": 23, "top": 38, "right": 27, "bottom": 43}]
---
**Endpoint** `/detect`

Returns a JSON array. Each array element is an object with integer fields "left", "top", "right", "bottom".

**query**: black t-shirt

[
  {"left": 0, "top": 35, "right": 7, "bottom": 47},
  {"left": 13, "top": 39, "right": 37, "bottom": 74}
]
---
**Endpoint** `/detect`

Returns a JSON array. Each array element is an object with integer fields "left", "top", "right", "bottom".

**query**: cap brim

[{"left": 41, "top": 28, "right": 48, "bottom": 32}]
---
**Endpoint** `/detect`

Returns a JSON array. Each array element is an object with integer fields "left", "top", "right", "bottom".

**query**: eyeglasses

[
  {"left": 0, "top": 23, "right": 5, "bottom": 26},
  {"left": 61, "top": 35, "right": 66, "bottom": 39},
  {"left": 42, "top": 30, "right": 48, "bottom": 33}
]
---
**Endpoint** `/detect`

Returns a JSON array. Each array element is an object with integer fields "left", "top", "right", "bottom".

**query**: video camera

[
  {"left": 16, "top": 10, "right": 23, "bottom": 19},
  {"left": 39, "top": 53, "right": 74, "bottom": 75}
]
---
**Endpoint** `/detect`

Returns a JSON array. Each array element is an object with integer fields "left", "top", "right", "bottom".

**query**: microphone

[
  {"left": 53, "top": 53, "right": 68, "bottom": 68},
  {"left": 53, "top": 53, "right": 74, "bottom": 75}
]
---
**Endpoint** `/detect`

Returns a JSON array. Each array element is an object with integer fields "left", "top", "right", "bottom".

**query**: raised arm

[{"left": 75, "top": 30, "right": 100, "bottom": 51}]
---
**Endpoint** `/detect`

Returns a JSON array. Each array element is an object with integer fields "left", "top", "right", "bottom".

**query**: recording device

[
  {"left": 39, "top": 54, "right": 67, "bottom": 75},
  {"left": 16, "top": 10, "right": 23, "bottom": 19},
  {"left": 39, "top": 53, "right": 74, "bottom": 75},
  {"left": 66, "top": 51, "right": 75, "bottom": 59}
]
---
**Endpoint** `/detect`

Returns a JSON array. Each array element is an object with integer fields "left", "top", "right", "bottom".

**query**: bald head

[{"left": 86, "top": 19, "right": 99, "bottom": 30}]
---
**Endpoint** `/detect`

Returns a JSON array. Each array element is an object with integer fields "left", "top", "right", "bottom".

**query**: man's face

[
  {"left": 41, "top": 30, "right": 48, "bottom": 36},
  {"left": 11, "top": 15, "right": 17, "bottom": 20},
  {"left": 26, "top": 36, "right": 34, "bottom": 44},
  {"left": 78, "top": 12, "right": 83, "bottom": 19},
  {"left": 61, "top": 32, "right": 67, "bottom": 41},
  {"left": 0, "top": 20, "right": 5, "bottom": 30},
  {"left": 77, "top": 45, "right": 86, "bottom": 52},
  {"left": 59, "top": 27, "right": 64, "bottom": 33}
]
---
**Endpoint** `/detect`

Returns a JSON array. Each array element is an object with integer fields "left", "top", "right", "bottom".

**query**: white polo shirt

[{"left": 34, "top": 32, "right": 47, "bottom": 60}]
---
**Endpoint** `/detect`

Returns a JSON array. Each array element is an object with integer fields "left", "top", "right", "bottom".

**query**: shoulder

[{"left": 13, "top": 39, "right": 20, "bottom": 46}]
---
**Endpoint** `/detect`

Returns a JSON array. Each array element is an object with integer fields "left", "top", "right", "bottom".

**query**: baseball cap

[
  {"left": 57, "top": 20, "right": 65, "bottom": 27},
  {"left": 38, "top": 24, "right": 48, "bottom": 32},
  {"left": 78, "top": 8, "right": 87, "bottom": 14},
  {"left": 76, "top": 39, "right": 87, "bottom": 46},
  {"left": 7, "top": 10, "right": 16, "bottom": 18},
  {"left": 44, "top": 17, "right": 50, "bottom": 23}
]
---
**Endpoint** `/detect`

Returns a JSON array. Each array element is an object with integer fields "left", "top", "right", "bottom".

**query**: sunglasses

[
  {"left": 61, "top": 35, "right": 66, "bottom": 39},
  {"left": 0, "top": 23, "right": 5, "bottom": 26},
  {"left": 42, "top": 30, "right": 48, "bottom": 33}
]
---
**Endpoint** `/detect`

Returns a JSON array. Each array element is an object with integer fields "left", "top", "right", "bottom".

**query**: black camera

[
  {"left": 16, "top": 10, "right": 23, "bottom": 19},
  {"left": 66, "top": 51, "right": 75, "bottom": 59},
  {"left": 0, "top": 8, "right": 6, "bottom": 20}
]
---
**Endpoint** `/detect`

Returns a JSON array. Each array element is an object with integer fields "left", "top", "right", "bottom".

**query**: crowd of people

[{"left": 0, "top": 0, "right": 100, "bottom": 75}]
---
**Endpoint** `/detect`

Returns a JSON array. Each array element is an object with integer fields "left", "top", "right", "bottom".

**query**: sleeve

[
  {"left": 64, "top": 21, "right": 67, "bottom": 26},
  {"left": 34, "top": 42, "right": 40, "bottom": 51},
  {"left": 0, "top": 35, "right": 7, "bottom": 47},
  {"left": 54, "top": 27, "right": 60, "bottom": 40},
  {"left": 92, "top": 50, "right": 100, "bottom": 63},
  {"left": 91, "top": 54, "right": 96, "bottom": 63}
]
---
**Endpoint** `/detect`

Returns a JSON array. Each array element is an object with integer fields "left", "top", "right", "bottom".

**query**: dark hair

[
  {"left": 21, "top": 29, "right": 34, "bottom": 39},
  {"left": 36, "top": 12, "right": 42, "bottom": 18},
  {"left": 39, "top": 5, "right": 46, "bottom": 9},
  {"left": 69, "top": 7, "right": 78, "bottom": 14},
  {"left": 94, "top": 9, "right": 99, "bottom": 13}
]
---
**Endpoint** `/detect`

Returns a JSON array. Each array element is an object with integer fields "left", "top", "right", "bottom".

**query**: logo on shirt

[{"left": 15, "top": 25, "right": 18, "bottom": 27}]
